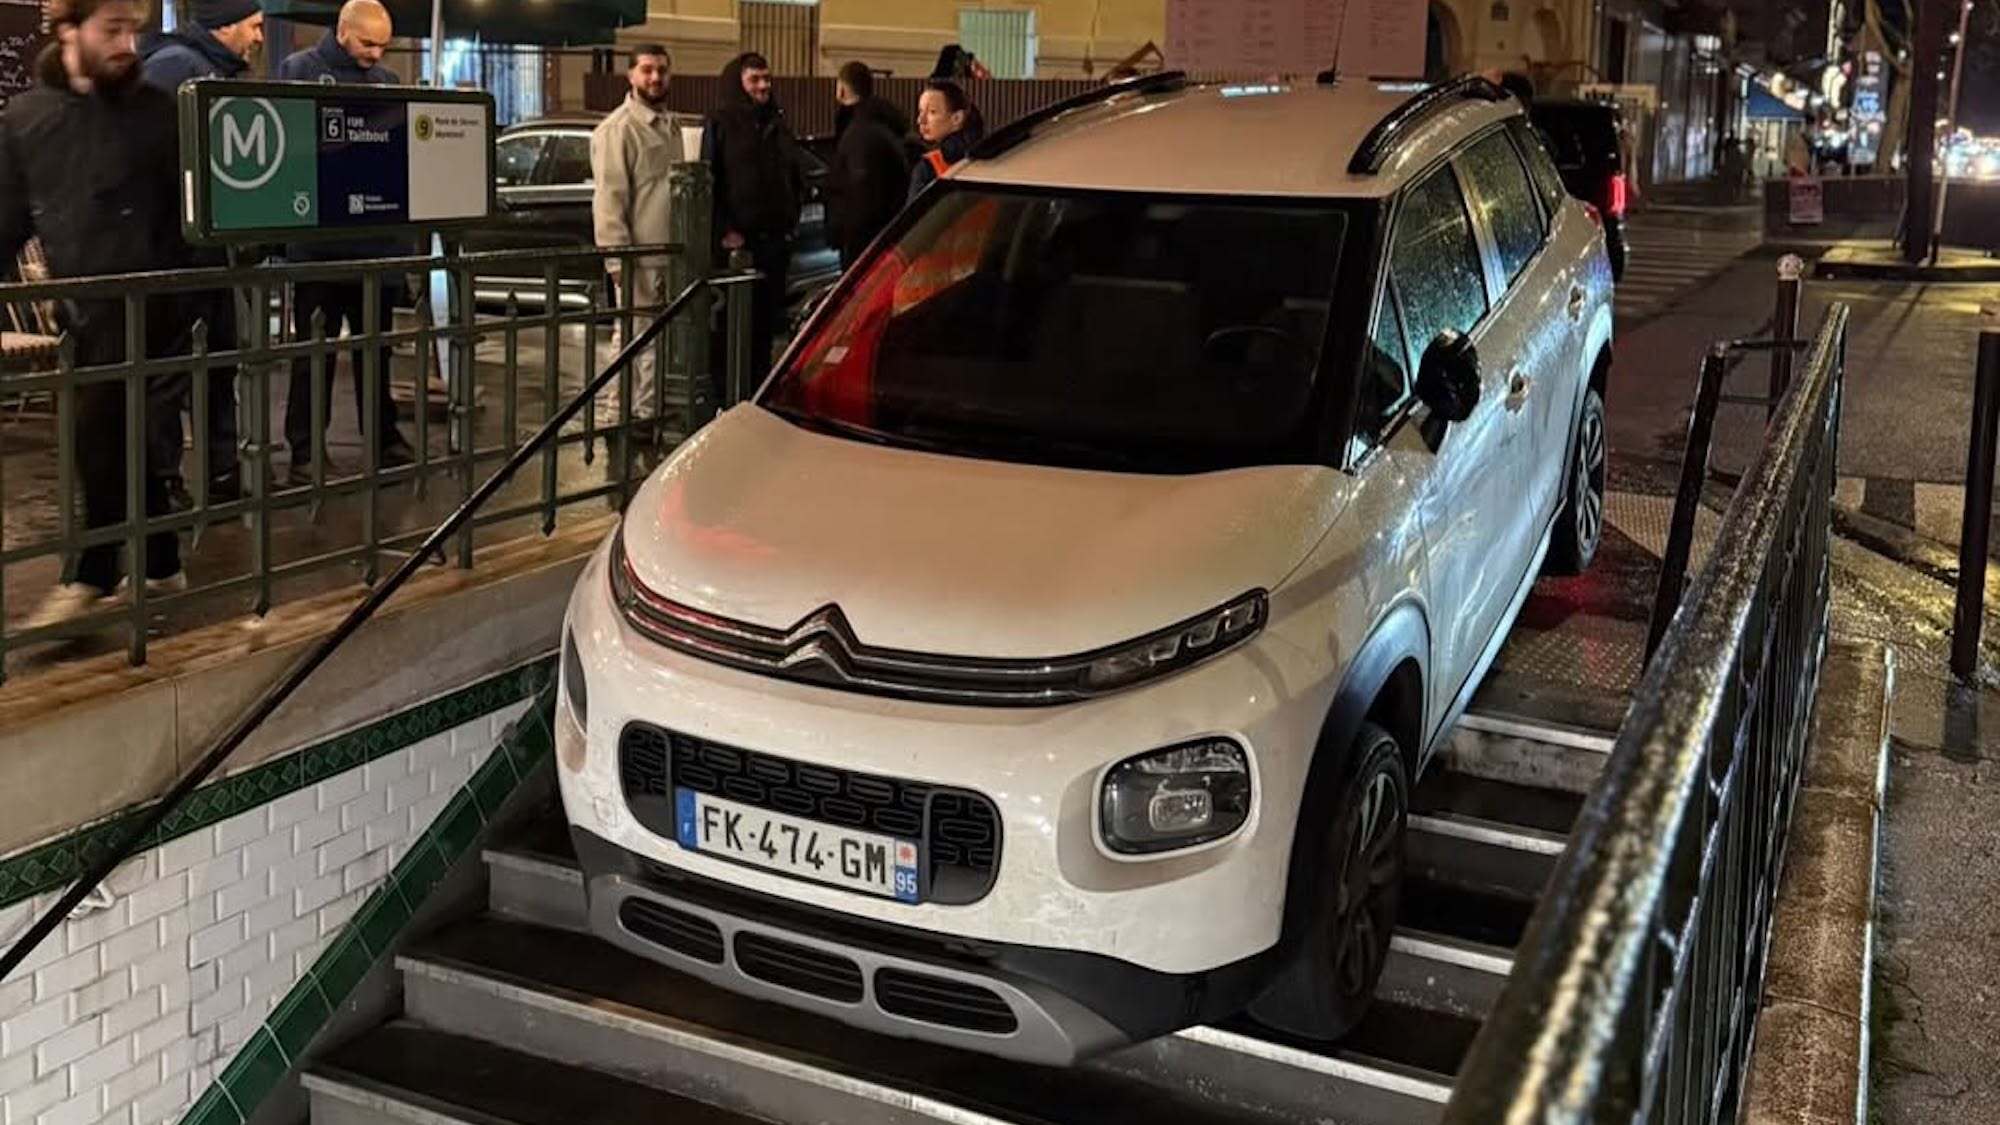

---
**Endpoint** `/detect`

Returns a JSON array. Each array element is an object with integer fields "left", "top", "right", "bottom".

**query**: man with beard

[
  {"left": 702, "top": 52, "right": 805, "bottom": 375},
  {"left": 142, "top": 0, "right": 266, "bottom": 505},
  {"left": 1, "top": 0, "right": 188, "bottom": 628},
  {"left": 591, "top": 44, "right": 686, "bottom": 429}
]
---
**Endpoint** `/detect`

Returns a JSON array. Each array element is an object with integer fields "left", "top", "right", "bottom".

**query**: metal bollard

[
  {"left": 1950, "top": 328, "right": 2000, "bottom": 680},
  {"left": 1769, "top": 254, "right": 1803, "bottom": 419}
]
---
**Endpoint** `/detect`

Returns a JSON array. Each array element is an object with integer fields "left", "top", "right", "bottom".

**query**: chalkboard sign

[{"left": 177, "top": 80, "right": 497, "bottom": 245}]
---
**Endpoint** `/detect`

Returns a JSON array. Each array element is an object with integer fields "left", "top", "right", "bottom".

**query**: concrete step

[
  {"left": 304, "top": 1023, "right": 764, "bottom": 1125},
  {"left": 1440, "top": 711, "right": 1615, "bottom": 795},
  {"left": 1407, "top": 771, "right": 1583, "bottom": 902},
  {"left": 400, "top": 916, "right": 1457, "bottom": 1125}
]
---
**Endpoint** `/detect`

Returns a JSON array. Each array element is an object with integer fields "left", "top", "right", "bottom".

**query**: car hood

[{"left": 617, "top": 407, "right": 1354, "bottom": 659}]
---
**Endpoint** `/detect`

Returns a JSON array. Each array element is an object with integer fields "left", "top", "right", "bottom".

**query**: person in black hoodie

[
  {"left": 140, "top": 0, "right": 264, "bottom": 504},
  {"left": 2, "top": 0, "right": 188, "bottom": 626},
  {"left": 703, "top": 52, "right": 804, "bottom": 374},
  {"left": 909, "top": 80, "right": 984, "bottom": 202},
  {"left": 827, "top": 62, "right": 910, "bottom": 268}
]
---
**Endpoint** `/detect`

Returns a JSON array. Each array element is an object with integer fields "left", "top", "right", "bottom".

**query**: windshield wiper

[{"left": 763, "top": 404, "right": 955, "bottom": 454}]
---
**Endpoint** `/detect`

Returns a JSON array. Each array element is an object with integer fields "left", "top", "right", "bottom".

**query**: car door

[
  {"left": 1455, "top": 125, "right": 1575, "bottom": 536},
  {"left": 1381, "top": 162, "right": 1520, "bottom": 721}
]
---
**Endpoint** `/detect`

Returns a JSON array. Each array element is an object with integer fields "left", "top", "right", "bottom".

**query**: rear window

[
  {"left": 1531, "top": 104, "right": 1622, "bottom": 175},
  {"left": 762, "top": 186, "right": 1357, "bottom": 474}
]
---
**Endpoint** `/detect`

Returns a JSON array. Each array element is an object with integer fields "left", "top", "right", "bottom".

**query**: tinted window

[
  {"left": 1354, "top": 285, "right": 1412, "bottom": 462},
  {"left": 1511, "top": 120, "right": 1568, "bottom": 215},
  {"left": 538, "top": 134, "right": 593, "bottom": 186},
  {"left": 1389, "top": 168, "right": 1487, "bottom": 371},
  {"left": 764, "top": 187, "right": 1356, "bottom": 474},
  {"left": 1459, "top": 131, "right": 1546, "bottom": 284},
  {"left": 495, "top": 135, "right": 545, "bottom": 187}
]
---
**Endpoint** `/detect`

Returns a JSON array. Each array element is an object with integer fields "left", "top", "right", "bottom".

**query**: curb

[{"left": 1740, "top": 640, "right": 1894, "bottom": 1125}]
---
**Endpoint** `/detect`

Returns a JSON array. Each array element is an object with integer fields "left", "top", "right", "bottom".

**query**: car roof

[
  {"left": 958, "top": 80, "right": 1522, "bottom": 199},
  {"left": 502, "top": 114, "right": 603, "bottom": 136}
]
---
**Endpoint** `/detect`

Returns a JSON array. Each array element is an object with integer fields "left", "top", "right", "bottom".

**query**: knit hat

[{"left": 194, "top": 0, "right": 262, "bottom": 29}]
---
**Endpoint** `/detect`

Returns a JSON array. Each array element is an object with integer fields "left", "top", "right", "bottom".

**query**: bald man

[{"left": 273, "top": 0, "right": 414, "bottom": 481}]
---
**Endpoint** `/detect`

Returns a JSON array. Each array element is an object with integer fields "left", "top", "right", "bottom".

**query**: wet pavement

[{"left": 1, "top": 312, "right": 682, "bottom": 681}]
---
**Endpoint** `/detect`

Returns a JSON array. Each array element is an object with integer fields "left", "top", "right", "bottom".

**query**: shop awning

[
  {"left": 262, "top": 0, "right": 646, "bottom": 46},
  {"left": 1745, "top": 85, "right": 1805, "bottom": 120}
]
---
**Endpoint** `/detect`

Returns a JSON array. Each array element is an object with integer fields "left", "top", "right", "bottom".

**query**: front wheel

[
  {"left": 1546, "top": 387, "right": 1607, "bottom": 575},
  {"left": 1248, "top": 724, "right": 1408, "bottom": 1040}
]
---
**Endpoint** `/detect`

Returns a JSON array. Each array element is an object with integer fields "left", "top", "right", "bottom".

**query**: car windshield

[{"left": 762, "top": 186, "right": 1353, "bottom": 474}]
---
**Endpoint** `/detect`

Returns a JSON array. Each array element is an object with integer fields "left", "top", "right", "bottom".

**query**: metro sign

[{"left": 209, "top": 97, "right": 288, "bottom": 191}]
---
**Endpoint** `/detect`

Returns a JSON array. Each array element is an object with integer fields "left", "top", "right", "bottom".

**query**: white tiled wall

[{"left": 0, "top": 698, "right": 534, "bottom": 1125}]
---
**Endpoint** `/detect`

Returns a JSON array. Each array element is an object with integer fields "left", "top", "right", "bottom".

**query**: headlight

[
  {"left": 561, "top": 627, "right": 588, "bottom": 727},
  {"left": 1083, "top": 592, "right": 1266, "bottom": 692},
  {"left": 1100, "top": 739, "right": 1251, "bottom": 854}
]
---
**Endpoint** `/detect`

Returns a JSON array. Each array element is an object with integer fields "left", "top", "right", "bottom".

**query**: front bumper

[
  {"left": 573, "top": 827, "right": 1274, "bottom": 1066},
  {"left": 558, "top": 535, "right": 1345, "bottom": 976}
]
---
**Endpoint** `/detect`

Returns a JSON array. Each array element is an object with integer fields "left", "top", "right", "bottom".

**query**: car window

[
  {"left": 1353, "top": 283, "right": 1413, "bottom": 462},
  {"left": 1511, "top": 119, "right": 1568, "bottom": 216},
  {"left": 1458, "top": 130, "right": 1547, "bottom": 285},
  {"left": 763, "top": 186, "right": 1357, "bottom": 474},
  {"left": 1389, "top": 167, "right": 1488, "bottom": 373},
  {"left": 538, "top": 134, "right": 593, "bottom": 186},
  {"left": 495, "top": 135, "right": 545, "bottom": 188}
]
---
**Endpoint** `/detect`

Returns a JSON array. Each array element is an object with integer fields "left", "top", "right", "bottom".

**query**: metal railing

[
  {"left": 1444, "top": 302, "right": 1848, "bottom": 1123},
  {"left": 0, "top": 239, "right": 751, "bottom": 681},
  {"left": 0, "top": 270, "right": 749, "bottom": 981}
]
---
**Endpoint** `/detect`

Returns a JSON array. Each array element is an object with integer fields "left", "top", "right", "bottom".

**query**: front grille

[
  {"left": 735, "top": 932, "right": 864, "bottom": 1003},
  {"left": 620, "top": 898, "right": 725, "bottom": 965},
  {"left": 874, "top": 968, "right": 1019, "bottom": 1034},
  {"left": 620, "top": 724, "right": 1002, "bottom": 904}
]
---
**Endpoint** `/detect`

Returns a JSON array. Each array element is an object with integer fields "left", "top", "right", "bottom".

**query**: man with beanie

[
  {"left": 275, "top": 0, "right": 415, "bottom": 485},
  {"left": 1, "top": 0, "right": 189, "bottom": 628},
  {"left": 140, "top": 0, "right": 264, "bottom": 505}
]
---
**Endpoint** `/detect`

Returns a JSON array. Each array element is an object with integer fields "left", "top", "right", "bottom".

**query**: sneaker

[
  {"left": 208, "top": 469, "right": 243, "bottom": 504},
  {"left": 21, "top": 583, "right": 108, "bottom": 632},
  {"left": 379, "top": 440, "right": 417, "bottom": 469},
  {"left": 114, "top": 571, "right": 189, "bottom": 600},
  {"left": 164, "top": 476, "right": 193, "bottom": 514},
  {"left": 285, "top": 457, "right": 332, "bottom": 489}
]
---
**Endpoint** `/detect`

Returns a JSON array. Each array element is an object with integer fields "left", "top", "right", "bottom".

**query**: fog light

[
  {"left": 561, "top": 628, "right": 588, "bottom": 728},
  {"left": 1101, "top": 739, "right": 1250, "bottom": 854}
]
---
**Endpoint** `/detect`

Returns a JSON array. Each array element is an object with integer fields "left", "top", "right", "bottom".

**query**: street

[{"left": 1603, "top": 206, "right": 2000, "bottom": 1124}]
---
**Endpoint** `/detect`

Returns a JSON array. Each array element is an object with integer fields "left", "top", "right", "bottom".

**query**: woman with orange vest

[{"left": 909, "top": 80, "right": 984, "bottom": 202}]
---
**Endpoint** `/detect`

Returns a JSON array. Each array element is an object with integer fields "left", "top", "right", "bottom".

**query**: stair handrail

[{"left": 0, "top": 272, "right": 750, "bottom": 982}]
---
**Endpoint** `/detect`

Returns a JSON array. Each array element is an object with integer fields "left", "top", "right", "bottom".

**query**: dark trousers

[
  {"left": 148, "top": 291, "right": 240, "bottom": 483},
  {"left": 285, "top": 280, "right": 405, "bottom": 463},
  {"left": 745, "top": 233, "right": 792, "bottom": 377},
  {"left": 68, "top": 302, "right": 184, "bottom": 592}
]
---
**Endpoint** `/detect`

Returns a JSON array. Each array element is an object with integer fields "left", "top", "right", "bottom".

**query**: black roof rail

[
  {"left": 1347, "top": 75, "right": 1509, "bottom": 175},
  {"left": 969, "top": 70, "right": 1192, "bottom": 161}
]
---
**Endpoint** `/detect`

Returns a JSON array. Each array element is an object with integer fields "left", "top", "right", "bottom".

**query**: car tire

[
  {"left": 1248, "top": 723, "right": 1407, "bottom": 1041},
  {"left": 1546, "top": 387, "right": 1607, "bottom": 575}
]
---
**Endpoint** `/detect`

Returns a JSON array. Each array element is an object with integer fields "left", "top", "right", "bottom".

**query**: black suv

[{"left": 1528, "top": 99, "right": 1629, "bottom": 279}]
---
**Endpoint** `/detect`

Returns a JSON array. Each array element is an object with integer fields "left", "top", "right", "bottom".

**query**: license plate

[{"left": 675, "top": 789, "right": 920, "bottom": 903}]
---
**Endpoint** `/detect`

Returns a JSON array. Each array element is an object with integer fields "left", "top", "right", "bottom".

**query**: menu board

[{"left": 1166, "top": 0, "right": 1424, "bottom": 80}]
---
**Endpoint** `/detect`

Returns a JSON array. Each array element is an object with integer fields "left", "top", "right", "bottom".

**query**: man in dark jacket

[
  {"left": 703, "top": 52, "right": 804, "bottom": 374},
  {"left": 274, "top": 0, "right": 414, "bottom": 485},
  {"left": 2, "top": 0, "right": 187, "bottom": 627},
  {"left": 827, "top": 61, "right": 910, "bottom": 268},
  {"left": 140, "top": 0, "right": 263, "bottom": 504}
]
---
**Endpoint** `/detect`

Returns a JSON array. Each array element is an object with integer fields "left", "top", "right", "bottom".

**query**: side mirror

[{"left": 1415, "top": 330, "right": 1481, "bottom": 423}]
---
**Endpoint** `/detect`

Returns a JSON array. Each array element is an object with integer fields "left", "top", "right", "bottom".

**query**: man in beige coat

[{"left": 592, "top": 44, "right": 685, "bottom": 427}]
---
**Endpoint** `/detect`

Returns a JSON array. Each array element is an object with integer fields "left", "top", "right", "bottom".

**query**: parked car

[
  {"left": 459, "top": 115, "right": 841, "bottom": 309},
  {"left": 1528, "top": 98, "right": 1630, "bottom": 279},
  {"left": 555, "top": 74, "right": 1613, "bottom": 1066}
]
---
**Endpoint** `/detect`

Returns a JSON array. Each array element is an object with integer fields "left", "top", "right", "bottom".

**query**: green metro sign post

[{"left": 179, "top": 80, "right": 496, "bottom": 245}]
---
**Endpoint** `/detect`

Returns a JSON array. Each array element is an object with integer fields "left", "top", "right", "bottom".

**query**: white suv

[{"left": 555, "top": 74, "right": 1613, "bottom": 1066}]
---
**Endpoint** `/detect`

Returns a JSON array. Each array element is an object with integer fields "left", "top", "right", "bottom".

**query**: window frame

[{"left": 1510, "top": 117, "right": 1570, "bottom": 219}]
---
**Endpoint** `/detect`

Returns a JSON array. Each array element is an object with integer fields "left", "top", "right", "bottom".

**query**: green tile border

[
  {"left": 179, "top": 685, "right": 557, "bottom": 1125},
  {"left": 0, "top": 657, "right": 554, "bottom": 912}
]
